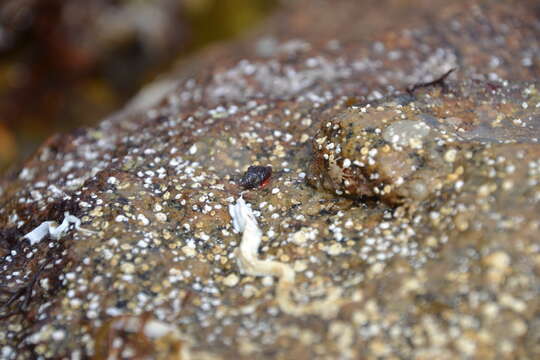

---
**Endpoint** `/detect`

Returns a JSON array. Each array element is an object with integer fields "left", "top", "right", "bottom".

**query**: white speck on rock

[
  {"left": 223, "top": 273, "right": 239, "bottom": 287},
  {"left": 155, "top": 212, "right": 167, "bottom": 222},
  {"left": 182, "top": 245, "right": 196, "bottom": 257},
  {"left": 444, "top": 148, "right": 458, "bottom": 163},
  {"left": 120, "top": 262, "right": 135, "bottom": 274},
  {"left": 115, "top": 215, "right": 128, "bottom": 222},
  {"left": 137, "top": 214, "right": 150, "bottom": 226}
]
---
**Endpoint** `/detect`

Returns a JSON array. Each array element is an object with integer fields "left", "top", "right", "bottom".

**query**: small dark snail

[{"left": 238, "top": 165, "right": 272, "bottom": 189}]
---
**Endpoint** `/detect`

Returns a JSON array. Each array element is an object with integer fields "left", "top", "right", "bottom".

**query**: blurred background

[{"left": 0, "top": 0, "right": 278, "bottom": 174}]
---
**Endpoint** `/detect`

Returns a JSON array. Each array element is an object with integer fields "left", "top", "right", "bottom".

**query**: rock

[
  {"left": 307, "top": 79, "right": 540, "bottom": 204},
  {"left": 0, "top": 0, "right": 539, "bottom": 359}
]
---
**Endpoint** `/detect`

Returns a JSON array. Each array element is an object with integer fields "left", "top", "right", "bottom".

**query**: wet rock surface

[
  {"left": 307, "top": 80, "right": 540, "bottom": 203},
  {"left": 1, "top": 0, "right": 539, "bottom": 358}
]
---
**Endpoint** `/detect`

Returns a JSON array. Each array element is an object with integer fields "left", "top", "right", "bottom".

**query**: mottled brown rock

[
  {"left": 1, "top": 0, "right": 539, "bottom": 359},
  {"left": 307, "top": 80, "right": 540, "bottom": 203}
]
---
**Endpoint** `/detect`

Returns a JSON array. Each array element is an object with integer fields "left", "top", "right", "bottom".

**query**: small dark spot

[
  {"left": 345, "top": 97, "right": 360, "bottom": 107},
  {"left": 238, "top": 166, "right": 272, "bottom": 190},
  {"left": 364, "top": 127, "right": 377, "bottom": 134},
  {"left": 485, "top": 82, "right": 501, "bottom": 92},
  {"left": 406, "top": 68, "right": 455, "bottom": 95}
]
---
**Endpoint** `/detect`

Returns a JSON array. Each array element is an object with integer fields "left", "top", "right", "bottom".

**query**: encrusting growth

[{"left": 229, "top": 196, "right": 343, "bottom": 318}]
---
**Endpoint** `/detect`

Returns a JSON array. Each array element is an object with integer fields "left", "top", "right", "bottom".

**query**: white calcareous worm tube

[
  {"left": 23, "top": 212, "right": 96, "bottom": 245},
  {"left": 229, "top": 196, "right": 343, "bottom": 318}
]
